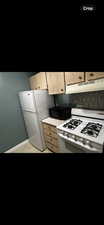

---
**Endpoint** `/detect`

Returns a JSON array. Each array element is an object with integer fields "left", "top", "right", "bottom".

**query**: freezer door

[
  {"left": 23, "top": 111, "right": 46, "bottom": 151},
  {"left": 34, "top": 90, "right": 54, "bottom": 120},
  {"left": 20, "top": 91, "right": 36, "bottom": 112}
]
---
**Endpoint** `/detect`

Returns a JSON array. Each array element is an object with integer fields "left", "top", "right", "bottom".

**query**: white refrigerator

[{"left": 19, "top": 90, "right": 54, "bottom": 151}]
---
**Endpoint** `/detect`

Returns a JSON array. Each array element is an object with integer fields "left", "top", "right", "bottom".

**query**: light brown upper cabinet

[
  {"left": 65, "top": 72, "right": 85, "bottom": 85},
  {"left": 46, "top": 72, "right": 65, "bottom": 95},
  {"left": 30, "top": 75, "right": 36, "bottom": 90},
  {"left": 30, "top": 72, "right": 47, "bottom": 90},
  {"left": 86, "top": 72, "right": 104, "bottom": 81}
]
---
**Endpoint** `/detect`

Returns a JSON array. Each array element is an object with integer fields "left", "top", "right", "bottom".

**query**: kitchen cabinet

[
  {"left": 46, "top": 72, "right": 65, "bottom": 95},
  {"left": 30, "top": 75, "right": 36, "bottom": 90},
  {"left": 42, "top": 117, "right": 65, "bottom": 153},
  {"left": 65, "top": 72, "right": 85, "bottom": 85},
  {"left": 34, "top": 74, "right": 40, "bottom": 89},
  {"left": 43, "top": 123, "right": 59, "bottom": 153},
  {"left": 30, "top": 72, "right": 47, "bottom": 90},
  {"left": 86, "top": 72, "right": 104, "bottom": 81},
  {"left": 30, "top": 71, "right": 104, "bottom": 95},
  {"left": 66, "top": 71, "right": 104, "bottom": 94},
  {"left": 39, "top": 72, "right": 47, "bottom": 89},
  {"left": 42, "top": 122, "right": 59, "bottom": 153}
]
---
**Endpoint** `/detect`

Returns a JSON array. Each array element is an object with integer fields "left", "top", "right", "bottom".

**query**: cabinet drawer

[
  {"left": 45, "top": 135, "right": 59, "bottom": 147},
  {"left": 46, "top": 142, "right": 59, "bottom": 153},
  {"left": 43, "top": 123, "right": 57, "bottom": 133},
  {"left": 86, "top": 72, "right": 104, "bottom": 81},
  {"left": 43, "top": 123, "right": 49, "bottom": 129},
  {"left": 44, "top": 130, "right": 58, "bottom": 139}
]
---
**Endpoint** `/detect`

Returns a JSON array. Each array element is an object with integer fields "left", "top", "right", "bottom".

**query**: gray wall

[{"left": 0, "top": 72, "right": 30, "bottom": 153}]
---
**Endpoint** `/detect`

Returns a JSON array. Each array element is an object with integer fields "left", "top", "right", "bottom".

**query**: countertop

[{"left": 42, "top": 117, "right": 65, "bottom": 127}]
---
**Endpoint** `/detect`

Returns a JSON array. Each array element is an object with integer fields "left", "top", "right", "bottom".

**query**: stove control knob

[
  {"left": 75, "top": 136, "right": 77, "bottom": 141},
  {"left": 79, "top": 138, "right": 83, "bottom": 142},
  {"left": 73, "top": 135, "right": 76, "bottom": 141},
  {"left": 83, "top": 139, "right": 86, "bottom": 145},
  {"left": 73, "top": 135, "right": 77, "bottom": 141},
  {"left": 86, "top": 140, "right": 90, "bottom": 145},
  {"left": 86, "top": 140, "right": 92, "bottom": 147},
  {"left": 64, "top": 132, "right": 67, "bottom": 136},
  {"left": 89, "top": 143, "right": 92, "bottom": 148}
]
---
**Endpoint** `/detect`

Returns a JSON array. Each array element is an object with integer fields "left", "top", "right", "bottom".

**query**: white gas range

[{"left": 57, "top": 108, "right": 104, "bottom": 153}]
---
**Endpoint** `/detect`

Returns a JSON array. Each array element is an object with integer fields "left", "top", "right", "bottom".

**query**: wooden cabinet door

[
  {"left": 30, "top": 72, "right": 47, "bottom": 90},
  {"left": 39, "top": 72, "right": 47, "bottom": 89},
  {"left": 86, "top": 72, "right": 104, "bottom": 81},
  {"left": 46, "top": 72, "right": 65, "bottom": 94},
  {"left": 30, "top": 74, "right": 37, "bottom": 89},
  {"left": 65, "top": 72, "right": 85, "bottom": 85},
  {"left": 35, "top": 73, "right": 41, "bottom": 89}
]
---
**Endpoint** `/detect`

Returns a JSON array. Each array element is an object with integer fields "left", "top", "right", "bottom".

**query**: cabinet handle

[
  {"left": 61, "top": 89, "right": 63, "bottom": 91},
  {"left": 90, "top": 73, "right": 94, "bottom": 77},
  {"left": 78, "top": 76, "right": 82, "bottom": 79}
]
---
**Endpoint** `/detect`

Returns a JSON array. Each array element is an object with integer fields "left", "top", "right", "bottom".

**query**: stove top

[
  {"left": 63, "top": 119, "right": 82, "bottom": 130},
  {"left": 81, "top": 122, "right": 102, "bottom": 138},
  {"left": 57, "top": 115, "right": 104, "bottom": 145},
  {"left": 57, "top": 108, "right": 104, "bottom": 153}
]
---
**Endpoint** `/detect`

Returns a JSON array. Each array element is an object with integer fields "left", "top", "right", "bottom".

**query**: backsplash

[{"left": 55, "top": 91, "right": 104, "bottom": 110}]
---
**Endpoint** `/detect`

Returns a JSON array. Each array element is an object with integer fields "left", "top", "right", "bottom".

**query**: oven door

[
  {"left": 58, "top": 134, "right": 101, "bottom": 153},
  {"left": 58, "top": 135, "right": 85, "bottom": 153},
  {"left": 64, "top": 140, "right": 86, "bottom": 153}
]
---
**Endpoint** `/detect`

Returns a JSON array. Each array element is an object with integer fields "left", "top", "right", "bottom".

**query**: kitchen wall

[
  {"left": 55, "top": 91, "right": 104, "bottom": 110},
  {"left": 54, "top": 94, "right": 71, "bottom": 106},
  {"left": 0, "top": 72, "right": 30, "bottom": 153}
]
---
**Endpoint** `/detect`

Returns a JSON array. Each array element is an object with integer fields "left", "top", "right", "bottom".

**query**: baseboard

[{"left": 5, "top": 139, "right": 29, "bottom": 153}]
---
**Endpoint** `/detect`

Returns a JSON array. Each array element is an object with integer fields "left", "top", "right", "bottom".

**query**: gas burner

[
  {"left": 81, "top": 123, "right": 102, "bottom": 137},
  {"left": 63, "top": 119, "right": 82, "bottom": 130}
]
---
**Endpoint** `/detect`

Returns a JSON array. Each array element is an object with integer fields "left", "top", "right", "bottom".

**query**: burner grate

[
  {"left": 63, "top": 119, "right": 82, "bottom": 130},
  {"left": 81, "top": 123, "right": 102, "bottom": 137}
]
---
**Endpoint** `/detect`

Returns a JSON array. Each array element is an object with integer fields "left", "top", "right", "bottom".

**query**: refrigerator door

[
  {"left": 23, "top": 111, "right": 46, "bottom": 151},
  {"left": 33, "top": 90, "right": 54, "bottom": 120},
  {"left": 20, "top": 91, "right": 36, "bottom": 112},
  {"left": 19, "top": 92, "right": 24, "bottom": 109}
]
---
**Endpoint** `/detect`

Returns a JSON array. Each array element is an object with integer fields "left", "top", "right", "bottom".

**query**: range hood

[{"left": 66, "top": 78, "right": 104, "bottom": 94}]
